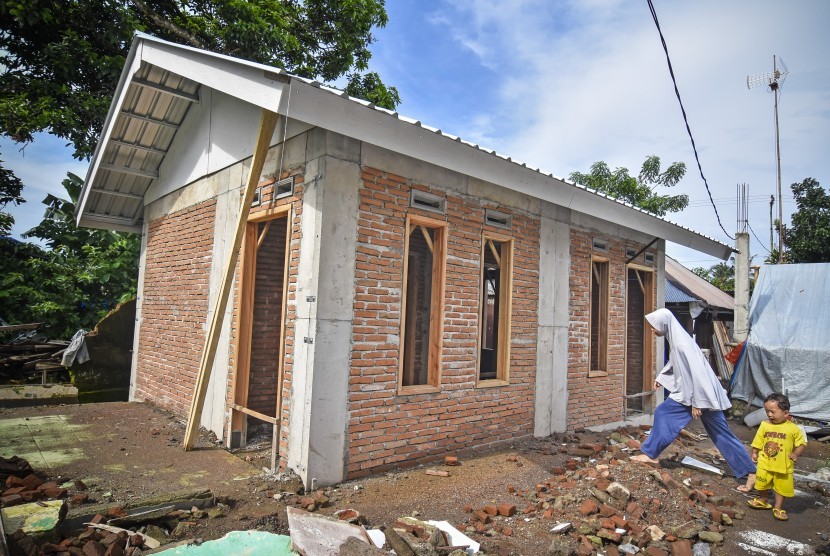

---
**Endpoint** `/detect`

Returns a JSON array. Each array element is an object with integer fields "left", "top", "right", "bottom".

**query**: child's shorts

[{"left": 755, "top": 467, "right": 795, "bottom": 497}]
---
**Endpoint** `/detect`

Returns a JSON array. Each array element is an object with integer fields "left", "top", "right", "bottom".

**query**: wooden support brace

[
  {"left": 257, "top": 220, "right": 272, "bottom": 249},
  {"left": 487, "top": 239, "right": 501, "bottom": 265},
  {"left": 183, "top": 109, "right": 279, "bottom": 451},
  {"left": 419, "top": 225, "right": 434, "bottom": 253},
  {"left": 230, "top": 403, "right": 278, "bottom": 425}
]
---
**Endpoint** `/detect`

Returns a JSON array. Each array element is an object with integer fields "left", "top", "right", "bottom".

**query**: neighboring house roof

[
  {"left": 665, "top": 255, "right": 734, "bottom": 312},
  {"left": 665, "top": 280, "right": 700, "bottom": 304},
  {"left": 77, "top": 33, "right": 733, "bottom": 260}
]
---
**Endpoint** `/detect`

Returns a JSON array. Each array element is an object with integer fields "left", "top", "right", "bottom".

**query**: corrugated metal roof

[
  {"left": 666, "top": 279, "right": 701, "bottom": 303},
  {"left": 665, "top": 255, "right": 735, "bottom": 311},
  {"left": 77, "top": 33, "right": 734, "bottom": 260},
  {"left": 81, "top": 60, "right": 200, "bottom": 231}
]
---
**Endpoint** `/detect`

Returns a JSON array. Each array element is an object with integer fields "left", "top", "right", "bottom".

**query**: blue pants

[{"left": 640, "top": 398, "right": 756, "bottom": 479}]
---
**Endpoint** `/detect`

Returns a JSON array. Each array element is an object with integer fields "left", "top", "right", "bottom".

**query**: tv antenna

[{"left": 747, "top": 56, "right": 788, "bottom": 262}]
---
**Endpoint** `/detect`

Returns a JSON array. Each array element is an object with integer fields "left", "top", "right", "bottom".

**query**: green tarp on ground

[{"left": 154, "top": 531, "right": 294, "bottom": 555}]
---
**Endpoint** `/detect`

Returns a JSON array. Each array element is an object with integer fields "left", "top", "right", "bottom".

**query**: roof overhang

[{"left": 79, "top": 34, "right": 733, "bottom": 260}]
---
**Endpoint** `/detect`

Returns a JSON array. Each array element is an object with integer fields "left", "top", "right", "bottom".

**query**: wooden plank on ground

[{"left": 183, "top": 109, "right": 279, "bottom": 451}]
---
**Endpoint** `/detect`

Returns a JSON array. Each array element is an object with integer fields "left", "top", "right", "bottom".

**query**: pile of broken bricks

[
  {"left": 276, "top": 425, "right": 793, "bottom": 556},
  {"left": 456, "top": 427, "right": 748, "bottom": 556},
  {"left": 1, "top": 455, "right": 224, "bottom": 556}
]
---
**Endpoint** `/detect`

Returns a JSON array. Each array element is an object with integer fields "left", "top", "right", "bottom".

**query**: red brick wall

[
  {"left": 568, "top": 231, "right": 656, "bottom": 428},
  {"left": 348, "top": 167, "right": 540, "bottom": 478},
  {"left": 135, "top": 199, "right": 217, "bottom": 417}
]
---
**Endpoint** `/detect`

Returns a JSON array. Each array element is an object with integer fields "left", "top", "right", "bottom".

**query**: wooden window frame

[
  {"left": 589, "top": 257, "right": 610, "bottom": 377},
  {"left": 397, "top": 214, "right": 447, "bottom": 394},
  {"left": 477, "top": 232, "right": 513, "bottom": 387}
]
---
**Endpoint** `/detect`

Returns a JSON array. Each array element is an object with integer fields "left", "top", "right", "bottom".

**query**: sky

[{"left": 3, "top": 0, "right": 830, "bottom": 270}]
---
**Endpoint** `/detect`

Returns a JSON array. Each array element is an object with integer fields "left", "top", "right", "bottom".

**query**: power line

[
  {"left": 747, "top": 221, "right": 772, "bottom": 255},
  {"left": 646, "top": 0, "right": 733, "bottom": 241}
]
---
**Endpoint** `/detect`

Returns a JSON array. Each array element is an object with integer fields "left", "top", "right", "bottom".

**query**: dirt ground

[{"left": 1, "top": 401, "right": 828, "bottom": 555}]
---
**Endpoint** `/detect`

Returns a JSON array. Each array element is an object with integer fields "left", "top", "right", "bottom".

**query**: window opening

[
  {"left": 399, "top": 216, "right": 446, "bottom": 390},
  {"left": 274, "top": 177, "right": 293, "bottom": 199},
  {"left": 479, "top": 236, "right": 512, "bottom": 382},
  {"left": 590, "top": 259, "right": 609, "bottom": 375},
  {"left": 485, "top": 209, "right": 511, "bottom": 229},
  {"left": 409, "top": 190, "right": 446, "bottom": 214}
]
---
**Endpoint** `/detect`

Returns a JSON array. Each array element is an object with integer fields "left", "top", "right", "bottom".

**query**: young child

[{"left": 746, "top": 393, "right": 807, "bottom": 520}]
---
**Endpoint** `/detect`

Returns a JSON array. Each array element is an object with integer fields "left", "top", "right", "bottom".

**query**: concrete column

[
  {"left": 734, "top": 232, "right": 750, "bottom": 341},
  {"left": 288, "top": 130, "right": 361, "bottom": 487},
  {"left": 129, "top": 221, "right": 149, "bottom": 402},
  {"left": 534, "top": 214, "right": 570, "bottom": 436}
]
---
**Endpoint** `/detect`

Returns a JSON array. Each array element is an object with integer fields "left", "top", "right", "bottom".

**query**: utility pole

[
  {"left": 769, "top": 194, "right": 774, "bottom": 255},
  {"left": 748, "top": 56, "right": 789, "bottom": 262}
]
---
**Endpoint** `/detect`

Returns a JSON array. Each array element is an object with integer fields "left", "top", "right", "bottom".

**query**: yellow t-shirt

[{"left": 751, "top": 420, "right": 806, "bottom": 474}]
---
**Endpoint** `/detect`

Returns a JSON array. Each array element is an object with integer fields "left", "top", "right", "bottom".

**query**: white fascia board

[
  {"left": 284, "top": 79, "right": 732, "bottom": 260},
  {"left": 138, "top": 39, "right": 287, "bottom": 114},
  {"left": 76, "top": 36, "right": 145, "bottom": 227}
]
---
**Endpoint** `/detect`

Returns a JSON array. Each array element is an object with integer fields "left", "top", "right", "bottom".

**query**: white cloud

[{"left": 397, "top": 0, "right": 830, "bottom": 266}]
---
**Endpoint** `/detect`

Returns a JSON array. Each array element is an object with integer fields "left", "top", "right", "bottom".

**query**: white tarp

[{"left": 731, "top": 263, "right": 830, "bottom": 421}]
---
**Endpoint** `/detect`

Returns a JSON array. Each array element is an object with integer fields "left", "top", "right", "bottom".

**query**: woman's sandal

[
  {"left": 747, "top": 498, "right": 772, "bottom": 510},
  {"left": 772, "top": 508, "right": 789, "bottom": 521}
]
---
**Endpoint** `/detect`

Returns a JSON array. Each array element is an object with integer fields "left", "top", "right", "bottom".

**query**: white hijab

[{"left": 645, "top": 308, "right": 731, "bottom": 411}]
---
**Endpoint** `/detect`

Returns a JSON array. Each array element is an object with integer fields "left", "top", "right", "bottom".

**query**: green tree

[
  {"left": 0, "top": 0, "right": 399, "bottom": 179},
  {"left": 0, "top": 174, "right": 140, "bottom": 337},
  {"left": 692, "top": 258, "right": 735, "bottom": 293},
  {"left": 569, "top": 156, "right": 689, "bottom": 216},
  {"left": 0, "top": 158, "right": 24, "bottom": 235},
  {"left": 781, "top": 177, "right": 830, "bottom": 263}
]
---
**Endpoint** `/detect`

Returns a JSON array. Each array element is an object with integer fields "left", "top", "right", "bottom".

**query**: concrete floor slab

[{"left": 0, "top": 415, "right": 91, "bottom": 468}]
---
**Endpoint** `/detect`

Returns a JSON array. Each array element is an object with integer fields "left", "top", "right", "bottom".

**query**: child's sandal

[
  {"left": 747, "top": 498, "right": 772, "bottom": 510},
  {"left": 772, "top": 508, "right": 788, "bottom": 521}
]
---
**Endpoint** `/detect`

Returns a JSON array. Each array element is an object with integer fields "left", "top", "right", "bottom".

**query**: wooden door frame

[
  {"left": 229, "top": 205, "right": 292, "bottom": 450},
  {"left": 624, "top": 265, "right": 655, "bottom": 412}
]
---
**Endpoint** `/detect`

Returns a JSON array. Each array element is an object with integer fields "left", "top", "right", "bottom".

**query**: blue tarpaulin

[{"left": 730, "top": 263, "right": 830, "bottom": 421}]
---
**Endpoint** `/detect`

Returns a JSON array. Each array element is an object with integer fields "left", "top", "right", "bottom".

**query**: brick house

[{"left": 77, "top": 34, "right": 732, "bottom": 487}]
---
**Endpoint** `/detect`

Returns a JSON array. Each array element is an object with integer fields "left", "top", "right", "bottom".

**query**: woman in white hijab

[{"left": 631, "top": 309, "right": 756, "bottom": 487}]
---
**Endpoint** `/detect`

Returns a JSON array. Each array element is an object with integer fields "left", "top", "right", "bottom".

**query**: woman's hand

[
  {"left": 653, "top": 381, "right": 661, "bottom": 390},
  {"left": 691, "top": 407, "right": 702, "bottom": 419}
]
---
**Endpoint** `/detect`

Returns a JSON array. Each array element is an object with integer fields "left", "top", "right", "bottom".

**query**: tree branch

[{"left": 130, "top": 0, "right": 206, "bottom": 49}]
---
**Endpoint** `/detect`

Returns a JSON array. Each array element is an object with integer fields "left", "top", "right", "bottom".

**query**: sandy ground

[{"left": 1, "top": 401, "right": 828, "bottom": 555}]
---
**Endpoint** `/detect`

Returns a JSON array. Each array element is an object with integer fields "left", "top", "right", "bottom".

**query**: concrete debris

[
  {"left": 550, "top": 522, "right": 572, "bottom": 534},
  {"left": 679, "top": 456, "right": 723, "bottom": 476},
  {"left": 287, "top": 506, "right": 373, "bottom": 555}
]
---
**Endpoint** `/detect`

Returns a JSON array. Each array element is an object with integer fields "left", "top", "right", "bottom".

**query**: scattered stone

[
  {"left": 647, "top": 524, "right": 666, "bottom": 541},
  {"left": 697, "top": 531, "right": 723, "bottom": 543},
  {"left": 143, "top": 525, "right": 167, "bottom": 545},
  {"left": 606, "top": 481, "right": 631, "bottom": 501},
  {"left": 548, "top": 537, "right": 576, "bottom": 556},
  {"left": 691, "top": 542, "right": 712, "bottom": 556}
]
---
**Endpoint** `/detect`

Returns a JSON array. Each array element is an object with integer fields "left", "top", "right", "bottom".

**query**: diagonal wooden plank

[{"left": 183, "top": 109, "right": 279, "bottom": 450}]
